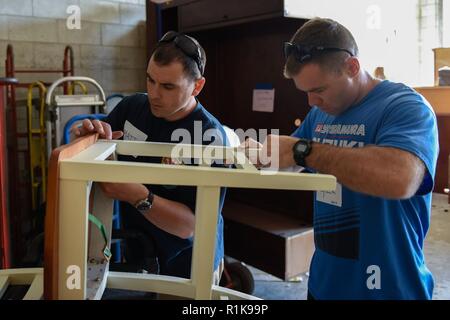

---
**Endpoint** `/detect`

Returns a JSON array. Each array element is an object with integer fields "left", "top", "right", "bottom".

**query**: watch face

[
  {"left": 136, "top": 200, "right": 151, "bottom": 212},
  {"left": 296, "top": 143, "right": 308, "bottom": 153}
]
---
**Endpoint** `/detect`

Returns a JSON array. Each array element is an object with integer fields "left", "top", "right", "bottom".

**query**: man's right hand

[
  {"left": 238, "top": 137, "right": 264, "bottom": 167},
  {"left": 71, "top": 119, "right": 123, "bottom": 140}
]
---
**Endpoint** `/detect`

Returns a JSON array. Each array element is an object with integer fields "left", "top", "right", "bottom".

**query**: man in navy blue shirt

[
  {"left": 74, "top": 31, "right": 227, "bottom": 282},
  {"left": 245, "top": 18, "right": 438, "bottom": 299}
]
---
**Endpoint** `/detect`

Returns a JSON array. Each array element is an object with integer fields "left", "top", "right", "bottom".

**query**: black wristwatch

[
  {"left": 292, "top": 139, "right": 313, "bottom": 167},
  {"left": 134, "top": 191, "right": 154, "bottom": 214}
]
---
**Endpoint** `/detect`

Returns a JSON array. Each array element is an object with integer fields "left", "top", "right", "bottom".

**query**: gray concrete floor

[{"left": 249, "top": 193, "right": 450, "bottom": 300}]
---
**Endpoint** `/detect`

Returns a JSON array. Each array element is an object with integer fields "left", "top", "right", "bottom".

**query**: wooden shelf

[
  {"left": 223, "top": 200, "right": 314, "bottom": 280},
  {"left": 415, "top": 86, "right": 450, "bottom": 115}
]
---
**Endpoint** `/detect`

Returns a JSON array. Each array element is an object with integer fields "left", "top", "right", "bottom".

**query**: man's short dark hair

[
  {"left": 284, "top": 18, "right": 359, "bottom": 78},
  {"left": 151, "top": 36, "right": 206, "bottom": 81}
]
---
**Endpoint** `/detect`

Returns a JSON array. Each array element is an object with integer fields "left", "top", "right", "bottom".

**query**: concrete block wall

[
  {"left": 0, "top": 0, "right": 147, "bottom": 99},
  {"left": 0, "top": 0, "right": 148, "bottom": 194}
]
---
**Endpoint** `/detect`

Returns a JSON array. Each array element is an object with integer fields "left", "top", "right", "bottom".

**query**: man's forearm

[
  {"left": 100, "top": 182, "right": 195, "bottom": 239},
  {"left": 306, "top": 143, "right": 424, "bottom": 199},
  {"left": 142, "top": 195, "right": 195, "bottom": 239}
]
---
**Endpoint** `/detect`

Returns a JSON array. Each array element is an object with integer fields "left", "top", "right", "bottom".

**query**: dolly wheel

[{"left": 220, "top": 262, "right": 254, "bottom": 295}]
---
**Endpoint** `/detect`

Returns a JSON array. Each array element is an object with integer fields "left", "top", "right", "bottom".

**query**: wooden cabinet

[
  {"left": 223, "top": 189, "right": 314, "bottom": 280},
  {"left": 433, "top": 48, "right": 450, "bottom": 86},
  {"left": 415, "top": 86, "right": 450, "bottom": 115},
  {"left": 178, "top": 0, "right": 283, "bottom": 32},
  {"left": 415, "top": 86, "right": 450, "bottom": 200}
]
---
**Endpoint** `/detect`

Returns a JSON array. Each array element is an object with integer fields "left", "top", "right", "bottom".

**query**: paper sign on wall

[{"left": 252, "top": 83, "right": 275, "bottom": 113}]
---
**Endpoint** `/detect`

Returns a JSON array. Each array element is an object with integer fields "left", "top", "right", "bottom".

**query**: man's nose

[{"left": 149, "top": 84, "right": 161, "bottom": 99}]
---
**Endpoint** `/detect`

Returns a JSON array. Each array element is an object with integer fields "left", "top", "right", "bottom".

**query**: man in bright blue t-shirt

[{"left": 246, "top": 18, "right": 438, "bottom": 299}]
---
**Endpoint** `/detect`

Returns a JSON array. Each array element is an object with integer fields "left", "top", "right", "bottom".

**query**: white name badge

[
  {"left": 317, "top": 182, "right": 342, "bottom": 207},
  {"left": 123, "top": 121, "right": 148, "bottom": 157},
  {"left": 123, "top": 120, "right": 148, "bottom": 141}
]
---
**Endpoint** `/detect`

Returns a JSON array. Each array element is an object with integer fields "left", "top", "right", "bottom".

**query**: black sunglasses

[
  {"left": 284, "top": 42, "right": 354, "bottom": 63},
  {"left": 158, "top": 31, "right": 204, "bottom": 76}
]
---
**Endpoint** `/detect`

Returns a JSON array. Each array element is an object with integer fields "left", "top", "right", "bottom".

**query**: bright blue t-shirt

[
  {"left": 105, "top": 93, "right": 227, "bottom": 278},
  {"left": 292, "top": 80, "right": 438, "bottom": 299}
]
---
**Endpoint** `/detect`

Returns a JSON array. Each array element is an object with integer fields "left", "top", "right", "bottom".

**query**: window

[{"left": 284, "top": 0, "right": 446, "bottom": 87}]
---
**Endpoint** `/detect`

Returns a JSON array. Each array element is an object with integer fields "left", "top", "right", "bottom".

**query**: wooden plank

[
  {"left": 286, "top": 230, "right": 314, "bottom": 279},
  {"left": 89, "top": 184, "right": 113, "bottom": 262},
  {"left": 0, "top": 268, "right": 43, "bottom": 284},
  {"left": 85, "top": 183, "right": 113, "bottom": 300},
  {"left": 58, "top": 179, "right": 90, "bottom": 299},
  {"left": 415, "top": 86, "right": 450, "bottom": 115},
  {"left": 435, "top": 115, "right": 450, "bottom": 194},
  {"left": 0, "top": 275, "right": 10, "bottom": 299},
  {"left": 23, "top": 274, "right": 43, "bottom": 300},
  {"left": 107, "top": 272, "right": 194, "bottom": 298},
  {"left": 223, "top": 200, "right": 313, "bottom": 280},
  {"left": 44, "top": 134, "right": 98, "bottom": 300},
  {"left": 191, "top": 186, "right": 220, "bottom": 299},
  {"left": 223, "top": 200, "right": 311, "bottom": 235},
  {"left": 60, "top": 160, "right": 336, "bottom": 191},
  {"left": 86, "top": 262, "right": 108, "bottom": 300}
]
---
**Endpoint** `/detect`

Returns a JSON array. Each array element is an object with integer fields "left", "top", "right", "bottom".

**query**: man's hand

[
  {"left": 260, "top": 135, "right": 298, "bottom": 169},
  {"left": 71, "top": 119, "right": 123, "bottom": 140},
  {"left": 238, "top": 138, "right": 263, "bottom": 167},
  {"left": 239, "top": 135, "right": 298, "bottom": 169}
]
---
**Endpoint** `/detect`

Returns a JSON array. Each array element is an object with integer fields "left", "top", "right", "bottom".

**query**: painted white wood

[
  {"left": 57, "top": 140, "right": 335, "bottom": 300},
  {"left": 86, "top": 262, "right": 109, "bottom": 300},
  {"left": 23, "top": 274, "right": 43, "bottom": 300},
  {"left": 61, "top": 160, "right": 336, "bottom": 191},
  {"left": 107, "top": 272, "right": 195, "bottom": 298},
  {"left": 0, "top": 268, "right": 43, "bottom": 300},
  {"left": 112, "top": 139, "right": 235, "bottom": 162},
  {"left": 0, "top": 268, "right": 43, "bottom": 284},
  {"left": 211, "top": 285, "right": 261, "bottom": 300},
  {"left": 89, "top": 184, "right": 113, "bottom": 262},
  {"left": 191, "top": 186, "right": 220, "bottom": 299},
  {"left": 24, "top": 139, "right": 337, "bottom": 300},
  {"left": 0, "top": 275, "right": 10, "bottom": 299},
  {"left": 71, "top": 141, "right": 116, "bottom": 162},
  {"left": 85, "top": 183, "right": 114, "bottom": 300},
  {"left": 58, "top": 179, "right": 90, "bottom": 299},
  {"left": 106, "top": 272, "right": 261, "bottom": 300},
  {"left": 234, "top": 149, "right": 258, "bottom": 171}
]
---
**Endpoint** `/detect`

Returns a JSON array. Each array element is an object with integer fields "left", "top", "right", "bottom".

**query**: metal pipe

[
  {"left": 5, "top": 45, "right": 23, "bottom": 264},
  {"left": 45, "top": 76, "right": 106, "bottom": 159},
  {"left": 27, "top": 81, "right": 47, "bottom": 211},
  {"left": 0, "top": 77, "right": 18, "bottom": 269},
  {"left": 14, "top": 70, "right": 69, "bottom": 74}
]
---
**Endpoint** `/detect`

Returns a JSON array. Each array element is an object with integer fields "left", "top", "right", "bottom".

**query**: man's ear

[
  {"left": 192, "top": 77, "right": 206, "bottom": 97},
  {"left": 346, "top": 56, "right": 360, "bottom": 78}
]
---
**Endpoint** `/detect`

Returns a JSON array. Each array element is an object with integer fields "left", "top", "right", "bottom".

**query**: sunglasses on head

[
  {"left": 158, "top": 31, "right": 204, "bottom": 76},
  {"left": 283, "top": 42, "right": 354, "bottom": 63}
]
